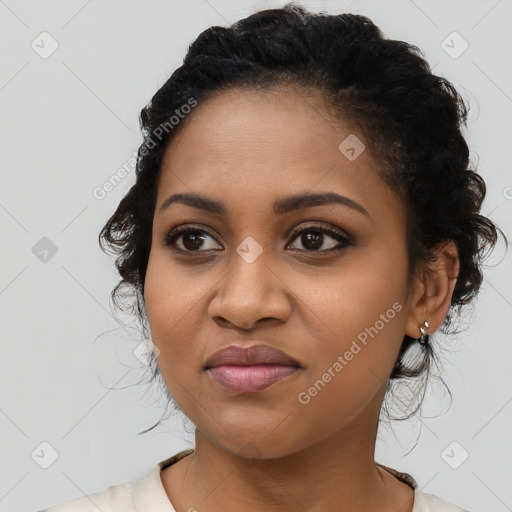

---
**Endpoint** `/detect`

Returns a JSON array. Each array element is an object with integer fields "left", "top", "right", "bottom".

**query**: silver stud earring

[{"left": 418, "top": 320, "right": 430, "bottom": 345}]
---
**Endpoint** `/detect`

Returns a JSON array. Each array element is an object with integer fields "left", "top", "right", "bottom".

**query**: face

[{"left": 144, "top": 86, "right": 417, "bottom": 459}]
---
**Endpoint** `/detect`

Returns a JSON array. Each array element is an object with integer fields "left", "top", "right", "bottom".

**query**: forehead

[
  {"left": 156, "top": 86, "right": 397, "bottom": 220},
  {"left": 163, "top": 85, "right": 351, "bottom": 159}
]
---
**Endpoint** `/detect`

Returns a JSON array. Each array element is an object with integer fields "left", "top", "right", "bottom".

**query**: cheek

[
  {"left": 144, "top": 249, "right": 207, "bottom": 328},
  {"left": 303, "top": 244, "right": 409, "bottom": 380},
  {"left": 144, "top": 253, "right": 195, "bottom": 364},
  {"left": 143, "top": 250, "right": 215, "bottom": 406},
  {"left": 291, "top": 278, "right": 407, "bottom": 442},
  {"left": 143, "top": 287, "right": 192, "bottom": 414}
]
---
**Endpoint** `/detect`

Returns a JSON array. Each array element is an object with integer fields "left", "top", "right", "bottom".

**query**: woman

[{"left": 41, "top": 3, "right": 505, "bottom": 511}]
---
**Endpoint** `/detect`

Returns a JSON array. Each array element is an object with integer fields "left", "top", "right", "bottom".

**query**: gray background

[{"left": 1, "top": 1, "right": 511, "bottom": 511}]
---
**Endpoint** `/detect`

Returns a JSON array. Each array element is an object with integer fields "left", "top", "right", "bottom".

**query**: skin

[{"left": 143, "top": 85, "right": 460, "bottom": 512}]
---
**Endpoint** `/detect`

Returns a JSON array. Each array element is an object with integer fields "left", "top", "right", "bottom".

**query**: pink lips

[{"left": 204, "top": 344, "right": 301, "bottom": 393}]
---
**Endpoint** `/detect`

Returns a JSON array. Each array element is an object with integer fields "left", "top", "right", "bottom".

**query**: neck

[{"left": 161, "top": 412, "right": 415, "bottom": 512}]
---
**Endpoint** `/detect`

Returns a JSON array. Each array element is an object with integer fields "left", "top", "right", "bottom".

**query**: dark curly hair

[{"left": 98, "top": 2, "right": 507, "bottom": 432}]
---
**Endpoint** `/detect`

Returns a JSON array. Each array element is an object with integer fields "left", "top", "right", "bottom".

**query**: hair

[{"left": 98, "top": 2, "right": 507, "bottom": 434}]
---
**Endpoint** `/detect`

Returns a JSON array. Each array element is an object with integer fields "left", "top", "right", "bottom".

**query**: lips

[
  {"left": 204, "top": 343, "right": 302, "bottom": 393},
  {"left": 204, "top": 344, "right": 302, "bottom": 369}
]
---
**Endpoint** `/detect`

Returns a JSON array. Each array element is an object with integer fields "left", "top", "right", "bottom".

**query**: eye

[
  {"left": 163, "top": 225, "right": 222, "bottom": 252},
  {"left": 163, "top": 222, "right": 354, "bottom": 255},
  {"left": 286, "top": 223, "right": 353, "bottom": 252}
]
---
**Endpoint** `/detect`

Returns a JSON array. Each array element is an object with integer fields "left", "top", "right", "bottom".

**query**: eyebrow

[{"left": 158, "top": 191, "right": 370, "bottom": 218}]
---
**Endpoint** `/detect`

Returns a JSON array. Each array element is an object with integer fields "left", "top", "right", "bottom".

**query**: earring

[{"left": 418, "top": 320, "right": 430, "bottom": 345}]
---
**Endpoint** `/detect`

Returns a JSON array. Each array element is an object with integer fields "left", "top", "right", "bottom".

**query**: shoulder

[
  {"left": 376, "top": 462, "right": 471, "bottom": 512},
  {"left": 39, "top": 482, "right": 134, "bottom": 511},
  {"left": 38, "top": 449, "right": 193, "bottom": 512},
  {"left": 414, "top": 490, "right": 472, "bottom": 511}
]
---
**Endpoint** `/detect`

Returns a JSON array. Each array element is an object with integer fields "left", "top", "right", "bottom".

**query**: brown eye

[
  {"left": 287, "top": 224, "right": 354, "bottom": 252},
  {"left": 163, "top": 226, "right": 222, "bottom": 252}
]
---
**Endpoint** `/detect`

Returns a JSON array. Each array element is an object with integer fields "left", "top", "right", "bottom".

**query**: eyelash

[{"left": 162, "top": 223, "right": 354, "bottom": 255}]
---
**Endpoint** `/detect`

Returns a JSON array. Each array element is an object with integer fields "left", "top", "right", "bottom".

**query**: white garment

[{"left": 40, "top": 449, "right": 471, "bottom": 512}]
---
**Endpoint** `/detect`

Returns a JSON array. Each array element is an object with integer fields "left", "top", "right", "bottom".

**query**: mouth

[
  {"left": 204, "top": 343, "right": 302, "bottom": 394},
  {"left": 206, "top": 364, "right": 300, "bottom": 393}
]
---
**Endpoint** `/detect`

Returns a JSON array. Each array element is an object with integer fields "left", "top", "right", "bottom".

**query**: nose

[{"left": 207, "top": 252, "right": 292, "bottom": 331}]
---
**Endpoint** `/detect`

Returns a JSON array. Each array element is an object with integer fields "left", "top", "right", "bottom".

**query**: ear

[{"left": 404, "top": 240, "right": 460, "bottom": 339}]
